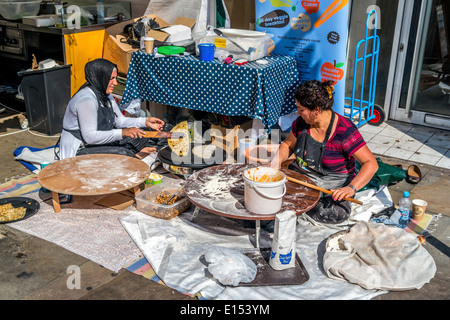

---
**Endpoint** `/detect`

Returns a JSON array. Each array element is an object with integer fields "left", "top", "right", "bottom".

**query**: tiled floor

[{"left": 358, "top": 120, "right": 450, "bottom": 170}]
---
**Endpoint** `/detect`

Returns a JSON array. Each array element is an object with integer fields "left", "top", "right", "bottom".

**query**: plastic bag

[
  {"left": 121, "top": 98, "right": 145, "bottom": 117},
  {"left": 357, "top": 158, "right": 407, "bottom": 191},
  {"left": 204, "top": 246, "right": 257, "bottom": 286}
]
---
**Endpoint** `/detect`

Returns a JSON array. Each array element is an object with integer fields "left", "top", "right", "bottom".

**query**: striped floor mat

[
  {"left": 0, "top": 174, "right": 41, "bottom": 199},
  {"left": 124, "top": 257, "right": 202, "bottom": 299}
]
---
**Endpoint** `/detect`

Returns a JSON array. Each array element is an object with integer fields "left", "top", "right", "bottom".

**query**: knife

[{"left": 142, "top": 131, "right": 185, "bottom": 139}]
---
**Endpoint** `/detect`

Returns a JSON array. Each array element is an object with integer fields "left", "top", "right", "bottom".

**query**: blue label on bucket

[{"left": 198, "top": 43, "right": 215, "bottom": 61}]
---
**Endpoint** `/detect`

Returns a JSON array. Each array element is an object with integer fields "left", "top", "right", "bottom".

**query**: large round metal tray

[
  {"left": 183, "top": 164, "right": 320, "bottom": 220},
  {"left": 157, "top": 144, "right": 227, "bottom": 169}
]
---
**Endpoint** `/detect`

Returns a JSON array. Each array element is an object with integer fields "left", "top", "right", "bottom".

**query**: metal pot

[
  {"left": 39, "top": 1, "right": 67, "bottom": 15},
  {"left": 39, "top": 1, "right": 56, "bottom": 14},
  {"left": 162, "top": 162, "right": 195, "bottom": 176}
]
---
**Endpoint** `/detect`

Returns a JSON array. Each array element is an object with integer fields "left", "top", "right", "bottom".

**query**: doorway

[
  {"left": 387, "top": 0, "right": 450, "bottom": 129},
  {"left": 345, "top": 0, "right": 402, "bottom": 123},
  {"left": 346, "top": 0, "right": 450, "bottom": 130}
]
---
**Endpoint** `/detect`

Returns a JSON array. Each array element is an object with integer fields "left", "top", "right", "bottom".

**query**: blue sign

[{"left": 256, "top": 0, "right": 349, "bottom": 115}]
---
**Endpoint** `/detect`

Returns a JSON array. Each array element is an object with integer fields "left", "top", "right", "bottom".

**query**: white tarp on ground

[{"left": 120, "top": 188, "right": 395, "bottom": 300}]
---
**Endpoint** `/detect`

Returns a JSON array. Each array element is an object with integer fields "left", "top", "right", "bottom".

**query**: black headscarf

[{"left": 78, "top": 59, "right": 118, "bottom": 108}]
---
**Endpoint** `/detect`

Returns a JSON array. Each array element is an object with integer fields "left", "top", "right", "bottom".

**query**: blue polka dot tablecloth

[{"left": 121, "top": 51, "right": 299, "bottom": 129}]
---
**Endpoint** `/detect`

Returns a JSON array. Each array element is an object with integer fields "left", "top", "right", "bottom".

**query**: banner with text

[{"left": 256, "top": 0, "right": 349, "bottom": 116}]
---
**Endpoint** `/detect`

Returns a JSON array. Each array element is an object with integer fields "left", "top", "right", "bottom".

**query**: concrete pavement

[{"left": 0, "top": 114, "right": 448, "bottom": 300}]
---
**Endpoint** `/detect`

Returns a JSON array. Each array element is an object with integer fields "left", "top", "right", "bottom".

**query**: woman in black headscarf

[{"left": 59, "top": 59, "right": 164, "bottom": 159}]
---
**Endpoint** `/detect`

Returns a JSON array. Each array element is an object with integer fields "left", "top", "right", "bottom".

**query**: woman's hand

[
  {"left": 145, "top": 117, "right": 164, "bottom": 131},
  {"left": 331, "top": 186, "right": 356, "bottom": 201},
  {"left": 122, "top": 127, "right": 144, "bottom": 138},
  {"left": 269, "top": 134, "right": 296, "bottom": 169},
  {"left": 330, "top": 145, "right": 378, "bottom": 202}
]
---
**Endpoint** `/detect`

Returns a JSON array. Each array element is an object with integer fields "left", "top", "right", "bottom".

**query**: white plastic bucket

[{"left": 243, "top": 166, "right": 286, "bottom": 214}]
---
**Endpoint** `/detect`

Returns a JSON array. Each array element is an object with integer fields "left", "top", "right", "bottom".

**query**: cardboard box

[
  {"left": 148, "top": 17, "right": 196, "bottom": 43},
  {"left": 103, "top": 15, "right": 196, "bottom": 74}
]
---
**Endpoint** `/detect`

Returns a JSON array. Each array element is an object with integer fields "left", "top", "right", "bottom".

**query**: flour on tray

[{"left": 200, "top": 175, "right": 240, "bottom": 198}]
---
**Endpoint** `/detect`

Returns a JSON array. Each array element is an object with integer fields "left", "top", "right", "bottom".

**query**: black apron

[
  {"left": 288, "top": 112, "right": 352, "bottom": 224},
  {"left": 291, "top": 111, "right": 335, "bottom": 176}
]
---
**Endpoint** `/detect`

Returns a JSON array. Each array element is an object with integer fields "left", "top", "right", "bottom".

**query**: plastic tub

[
  {"left": 145, "top": 173, "right": 162, "bottom": 185},
  {"left": 0, "top": 1, "right": 41, "bottom": 20},
  {"left": 135, "top": 178, "right": 190, "bottom": 220},
  {"left": 198, "top": 43, "right": 215, "bottom": 61},
  {"left": 243, "top": 166, "right": 286, "bottom": 215},
  {"left": 244, "top": 144, "right": 280, "bottom": 164}
]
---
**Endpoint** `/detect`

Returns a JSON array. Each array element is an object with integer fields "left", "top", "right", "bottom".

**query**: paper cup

[
  {"left": 143, "top": 37, "right": 154, "bottom": 54},
  {"left": 40, "top": 162, "right": 51, "bottom": 170},
  {"left": 412, "top": 199, "right": 427, "bottom": 221},
  {"left": 238, "top": 138, "right": 256, "bottom": 163}
]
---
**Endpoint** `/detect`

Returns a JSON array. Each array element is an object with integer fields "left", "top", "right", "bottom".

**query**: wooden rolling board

[{"left": 38, "top": 154, "right": 150, "bottom": 213}]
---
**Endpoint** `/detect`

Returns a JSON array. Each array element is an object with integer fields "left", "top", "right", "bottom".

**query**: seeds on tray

[{"left": 154, "top": 191, "right": 182, "bottom": 205}]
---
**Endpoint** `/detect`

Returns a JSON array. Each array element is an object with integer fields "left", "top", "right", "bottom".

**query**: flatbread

[
  {"left": 192, "top": 144, "right": 217, "bottom": 159},
  {"left": 0, "top": 203, "right": 26, "bottom": 222},
  {"left": 168, "top": 121, "right": 189, "bottom": 156}
]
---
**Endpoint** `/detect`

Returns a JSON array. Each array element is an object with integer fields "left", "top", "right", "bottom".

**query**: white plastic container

[
  {"left": 22, "top": 14, "right": 57, "bottom": 27},
  {"left": 243, "top": 166, "right": 286, "bottom": 214},
  {"left": 193, "top": 28, "right": 274, "bottom": 61}
]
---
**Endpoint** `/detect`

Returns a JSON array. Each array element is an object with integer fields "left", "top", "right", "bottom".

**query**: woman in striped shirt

[{"left": 271, "top": 80, "right": 378, "bottom": 224}]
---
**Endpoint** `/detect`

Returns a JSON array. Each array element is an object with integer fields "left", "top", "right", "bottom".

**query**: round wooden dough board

[{"left": 38, "top": 154, "right": 150, "bottom": 196}]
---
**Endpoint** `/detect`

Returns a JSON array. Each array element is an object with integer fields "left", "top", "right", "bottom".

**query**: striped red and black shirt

[{"left": 291, "top": 113, "right": 366, "bottom": 174}]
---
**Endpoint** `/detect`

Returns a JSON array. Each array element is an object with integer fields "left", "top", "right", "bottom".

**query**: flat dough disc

[
  {"left": 168, "top": 121, "right": 189, "bottom": 156},
  {"left": 192, "top": 144, "right": 217, "bottom": 159}
]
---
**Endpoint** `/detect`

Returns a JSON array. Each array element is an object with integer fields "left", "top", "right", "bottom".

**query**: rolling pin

[
  {"left": 142, "top": 131, "right": 185, "bottom": 139},
  {"left": 286, "top": 176, "right": 364, "bottom": 205}
]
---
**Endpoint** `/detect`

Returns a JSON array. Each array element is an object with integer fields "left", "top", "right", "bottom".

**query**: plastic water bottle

[
  {"left": 397, "top": 191, "right": 411, "bottom": 229},
  {"left": 96, "top": 0, "right": 105, "bottom": 24}
]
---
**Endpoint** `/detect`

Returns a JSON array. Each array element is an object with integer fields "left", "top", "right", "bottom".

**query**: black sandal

[{"left": 406, "top": 165, "right": 422, "bottom": 184}]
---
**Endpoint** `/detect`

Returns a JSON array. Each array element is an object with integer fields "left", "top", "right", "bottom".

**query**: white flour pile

[{"left": 199, "top": 176, "right": 240, "bottom": 198}]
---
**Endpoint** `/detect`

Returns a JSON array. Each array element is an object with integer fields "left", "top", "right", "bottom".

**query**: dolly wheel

[{"left": 366, "top": 104, "right": 385, "bottom": 126}]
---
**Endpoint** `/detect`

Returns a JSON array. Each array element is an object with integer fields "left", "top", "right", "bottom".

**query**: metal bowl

[{"left": 162, "top": 162, "right": 196, "bottom": 176}]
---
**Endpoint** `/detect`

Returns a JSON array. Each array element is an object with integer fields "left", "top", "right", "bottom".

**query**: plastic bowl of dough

[
  {"left": 0, "top": 1, "right": 41, "bottom": 21},
  {"left": 244, "top": 144, "right": 280, "bottom": 164}
]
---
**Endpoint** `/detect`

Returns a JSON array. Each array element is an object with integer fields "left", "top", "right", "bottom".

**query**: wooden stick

[
  {"left": 142, "top": 131, "right": 185, "bottom": 139},
  {"left": 286, "top": 176, "right": 363, "bottom": 205}
]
